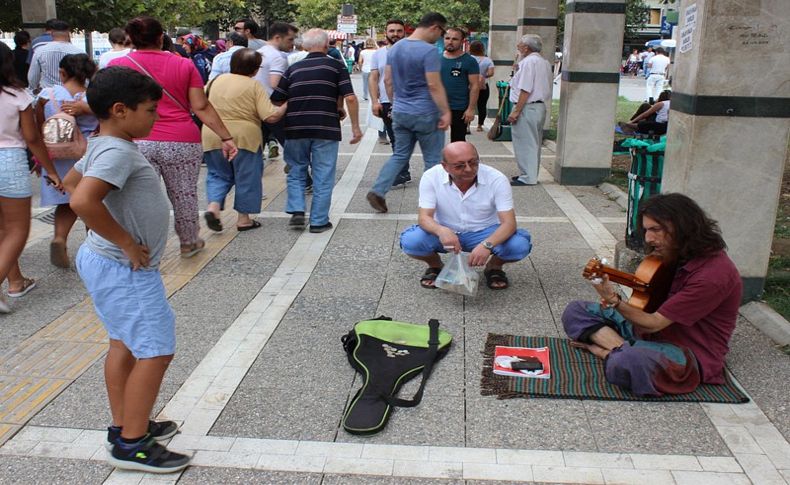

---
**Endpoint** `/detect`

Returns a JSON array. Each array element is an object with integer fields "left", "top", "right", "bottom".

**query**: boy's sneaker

[
  {"left": 106, "top": 420, "right": 179, "bottom": 451},
  {"left": 108, "top": 434, "right": 190, "bottom": 474}
]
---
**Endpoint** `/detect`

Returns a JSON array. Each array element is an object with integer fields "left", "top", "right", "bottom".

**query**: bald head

[{"left": 442, "top": 141, "right": 479, "bottom": 165}]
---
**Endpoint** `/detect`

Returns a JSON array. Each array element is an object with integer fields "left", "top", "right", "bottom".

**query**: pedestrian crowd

[{"left": 0, "top": 10, "right": 735, "bottom": 481}]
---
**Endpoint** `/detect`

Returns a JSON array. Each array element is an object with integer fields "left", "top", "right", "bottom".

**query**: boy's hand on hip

[{"left": 122, "top": 243, "right": 150, "bottom": 270}]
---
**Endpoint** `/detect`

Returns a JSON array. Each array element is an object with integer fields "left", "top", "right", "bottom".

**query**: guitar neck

[{"left": 600, "top": 267, "right": 649, "bottom": 291}]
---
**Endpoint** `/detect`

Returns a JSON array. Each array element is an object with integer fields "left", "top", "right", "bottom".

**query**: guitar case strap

[{"left": 341, "top": 317, "right": 452, "bottom": 435}]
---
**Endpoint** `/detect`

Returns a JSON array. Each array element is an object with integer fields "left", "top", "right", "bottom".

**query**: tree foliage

[
  {"left": 556, "top": 0, "right": 649, "bottom": 47},
  {"left": 0, "top": 0, "right": 292, "bottom": 35},
  {"left": 292, "top": 0, "right": 490, "bottom": 33}
]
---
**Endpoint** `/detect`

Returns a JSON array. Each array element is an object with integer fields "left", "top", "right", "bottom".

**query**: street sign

[{"left": 337, "top": 14, "right": 358, "bottom": 34}]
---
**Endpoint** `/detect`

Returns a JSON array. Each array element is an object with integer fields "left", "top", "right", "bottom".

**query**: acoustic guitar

[{"left": 582, "top": 255, "right": 674, "bottom": 313}]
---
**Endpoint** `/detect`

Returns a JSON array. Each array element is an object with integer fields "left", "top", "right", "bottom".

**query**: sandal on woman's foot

[
  {"left": 50, "top": 240, "right": 69, "bottom": 268},
  {"left": 420, "top": 267, "right": 443, "bottom": 289},
  {"left": 204, "top": 212, "right": 222, "bottom": 232},
  {"left": 7, "top": 278, "right": 36, "bottom": 298},
  {"left": 237, "top": 220, "right": 262, "bottom": 232},
  {"left": 484, "top": 269, "right": 509, "bottom": 290},
  {"left": 180, "top": 239, "right": 205, "bottom": 258}
]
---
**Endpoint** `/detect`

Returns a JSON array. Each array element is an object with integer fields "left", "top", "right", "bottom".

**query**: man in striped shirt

[
  {"left": 270, "top": 28, "right": 363, "bottom": 234},
  {"left": 28, "top": 19, "right": 82, "bottom": 93}
]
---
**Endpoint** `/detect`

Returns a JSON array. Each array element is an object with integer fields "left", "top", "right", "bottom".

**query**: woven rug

[{"left": 481, "top": 334, "right": 749, "bottom": 403}]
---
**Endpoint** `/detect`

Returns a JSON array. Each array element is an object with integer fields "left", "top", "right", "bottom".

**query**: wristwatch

[{"left": 482, "top": 241, "right": 494, "bottom": 251}]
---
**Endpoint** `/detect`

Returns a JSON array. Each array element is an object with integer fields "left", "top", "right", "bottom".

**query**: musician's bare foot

[{"left": 570, "top": 340, "right": 611, "bottom": 359}]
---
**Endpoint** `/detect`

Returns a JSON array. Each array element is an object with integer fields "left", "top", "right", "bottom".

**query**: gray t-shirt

[
  {"left": 75, "top": 136, "right": 170, "bottom": 268},
  {"left": 370, "top": 47, "right": 389, "bottom": 103},
  {"left": 388, "top": 38, "right": 441, "bottom": 115}
]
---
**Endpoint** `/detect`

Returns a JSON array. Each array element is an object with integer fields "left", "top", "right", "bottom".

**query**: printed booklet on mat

[{"left": 493, "top": 346, "right": 551, "bottom": 379}]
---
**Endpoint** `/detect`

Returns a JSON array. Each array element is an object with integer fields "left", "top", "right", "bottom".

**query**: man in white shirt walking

[
  {"left": 255, "top": 22, "right": 298, "bottom": 160},
  {"left": 399, "top": 141, "right": 532, "bottom": 290},
  {"left": 507, "top": 34, "right": 552, "bottom": 186},
  {"left": 645, "top": 47, "right": 670, "bottom": 103}
]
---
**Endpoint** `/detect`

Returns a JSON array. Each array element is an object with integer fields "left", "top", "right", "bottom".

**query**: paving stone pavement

[{"left": 0, "top": 78, "right": 788, "bottom": 484}]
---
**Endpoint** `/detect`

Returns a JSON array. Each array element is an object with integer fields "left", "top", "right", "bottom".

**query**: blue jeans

[
  {"left": 204, "top": 148, "right": 263, "bottom": 214},
  {"left": 284, "top": 138, "right": 339, "bottom": 226},
  {"left": 400, "top": 224, "right": 532, "bottom": 262},
  {"left": 371, "top": 111, "right": 444, "bottom": 197}
]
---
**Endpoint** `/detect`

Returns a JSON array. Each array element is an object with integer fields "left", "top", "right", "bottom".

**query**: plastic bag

[{"left": 435, "top": 252, "right": 479, "bottom": 297}]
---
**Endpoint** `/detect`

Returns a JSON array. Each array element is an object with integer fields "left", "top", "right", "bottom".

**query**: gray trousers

[{"left": 511, "top": 102, "right": 546, "bottom": 185}]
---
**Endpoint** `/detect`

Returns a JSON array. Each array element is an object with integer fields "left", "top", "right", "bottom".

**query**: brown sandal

[
  {"left": 180, "top": 239, "right": 205, "bottom": 258},
  {"left": 420, "top": 267, "right": 443, "bottom": 289}
]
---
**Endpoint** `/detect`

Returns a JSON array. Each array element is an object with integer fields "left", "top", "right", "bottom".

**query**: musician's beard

[{"left": 647, "top": 244, "right": 677, "bottom": 263}]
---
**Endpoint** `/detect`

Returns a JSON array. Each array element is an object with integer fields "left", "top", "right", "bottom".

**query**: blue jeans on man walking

[
  {"left": 284, "top": 138, "right": 339, "bottom": 227},
  {"left": 370, "top": 111, "right": 444, "bottom": 197}
]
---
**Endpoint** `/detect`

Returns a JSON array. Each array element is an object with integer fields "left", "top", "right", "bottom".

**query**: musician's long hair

[{"left": 638, "top": 193, "right": 726, "bottom": 261}]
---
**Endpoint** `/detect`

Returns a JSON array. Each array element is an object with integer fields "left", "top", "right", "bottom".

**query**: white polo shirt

[{"left": 419, "top": 164, "right": 514, "bottom": 233}]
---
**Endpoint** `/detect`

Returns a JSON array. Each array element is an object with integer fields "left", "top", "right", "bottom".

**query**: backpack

[
  {"left": 41, "top": 89, "right": 87, "bottom": 160},
  {"left": 340, "top": 317, "right": 452, "bottom": 435}
]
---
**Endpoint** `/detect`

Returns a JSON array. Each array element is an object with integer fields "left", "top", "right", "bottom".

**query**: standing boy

[{"left": 64, "top": 66, "right": 190, "bottom": 473}]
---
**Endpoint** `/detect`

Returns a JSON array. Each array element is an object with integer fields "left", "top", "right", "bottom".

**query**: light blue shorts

[
  {"left": 76, "top": 245, "right": 175, "bottom": 359},
  {"left": 0, "top": 148, "right": 32, "bottom": 198}
]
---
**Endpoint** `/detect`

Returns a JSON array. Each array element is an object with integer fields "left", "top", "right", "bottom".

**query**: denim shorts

[
  {"left": 0, "top": 148, "right": 32, "bottom": 198},
  {"left": 76, "top": 245, "right": 176, "bottom": 359}
]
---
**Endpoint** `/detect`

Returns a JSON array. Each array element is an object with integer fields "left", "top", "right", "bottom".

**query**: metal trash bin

[
  {"left": 622, "top": 137, "right": 665, "bottom": 249},
  {"left": 492, "top": 81, "right": 513, "bottom": 141}
]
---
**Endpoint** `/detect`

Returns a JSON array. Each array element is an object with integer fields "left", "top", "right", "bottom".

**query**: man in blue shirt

[
  {"left": 366, "top": 12, "right": 451, "bottom": 214},
  {"left": 208, "top": 33, "right": 247, "bottom": 80},
  {"left": 440, "top": 28, "right": 479, "bottom": 142}
]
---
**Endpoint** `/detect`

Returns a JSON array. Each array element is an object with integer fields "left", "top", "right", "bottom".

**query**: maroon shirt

[{"left": 650, "top": 250, "right": 742, "bottom": 384}]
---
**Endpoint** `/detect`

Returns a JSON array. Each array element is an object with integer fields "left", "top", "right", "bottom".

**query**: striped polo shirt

[
  {"left": 270, "top": 52, "right": 354, "bottom": 141},
  {"left": 28, "top": 41, "right": 83, "bottom": 91}
]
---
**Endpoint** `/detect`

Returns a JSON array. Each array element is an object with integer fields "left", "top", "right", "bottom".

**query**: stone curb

[
  {"left": 598, "top": 182, "right": 629, "bottom": 210},
  {"left": 595, "top": 184, "right": 790, "bottom": 350},
  {"left": 739, "top": 301, "right": 790, "bottom": 348},
  {"left": 542, "top": 139, "right": 557, "bottom": 152}
]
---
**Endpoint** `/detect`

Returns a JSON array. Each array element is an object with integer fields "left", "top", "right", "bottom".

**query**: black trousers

[
  {"left": 450, "top": 110, "right": 468, "bottom": 143},
  {"left": 380, "top": 103, "right": 395, "bottom": 145},
  {"left": 477, "top": 84, "right": 490, "bottom": 127}
]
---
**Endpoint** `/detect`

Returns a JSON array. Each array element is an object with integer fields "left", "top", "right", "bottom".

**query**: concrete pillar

[
  {"left": 487, "top": 0, "right": 523, "bottom": 118},
  {"left": 518, "top": 0, "right": 559, "bottom": 130},
  {"left": 553, "top": 0, "right": 625, "bottom": 185},
  {"left": 663, "top": 0, "right": 790, "bottom": 301},
  {"left": 487, "top": 0, "right": 559, "bottom": 119},
  {"left": 21, "top": 0, "right": 57, "bottom": 38}
]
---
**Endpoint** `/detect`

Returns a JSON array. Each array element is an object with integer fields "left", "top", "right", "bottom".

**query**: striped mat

[{"left": 480, "top": 334, "right": 749, "bottom": 403}]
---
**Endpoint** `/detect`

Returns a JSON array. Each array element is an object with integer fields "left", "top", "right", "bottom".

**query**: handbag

[
  {"left": 487, "top": 85, "right": 511, "bottom": 141},
  {"left": 42, "top": 89, "right": 88, "bottom": 160}
]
